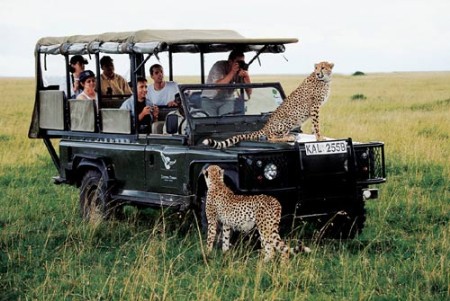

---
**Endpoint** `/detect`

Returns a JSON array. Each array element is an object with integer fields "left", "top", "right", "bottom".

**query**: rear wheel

[{"left": 79, "top": 170, "right": 114, "bottom": 221}]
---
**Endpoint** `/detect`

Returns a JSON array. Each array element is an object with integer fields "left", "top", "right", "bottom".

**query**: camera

[
  {"left": 174, "top": 92, "right": 181, "bottom": 103},
  {"left": 237, "top": 60, "right": 249, "bottom": 71}
]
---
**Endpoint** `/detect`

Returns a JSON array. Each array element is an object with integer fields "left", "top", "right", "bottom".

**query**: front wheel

[
  {"left": 79, "top": 170, "right": 114, "bottom": 221},
  {"left": 193, "top": 188, "right": 208, "bottom": 234},
  {"left": 320, "top": 198, "right": 366, "bottom": 239}
]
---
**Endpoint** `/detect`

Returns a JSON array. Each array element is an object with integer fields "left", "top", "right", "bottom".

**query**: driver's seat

[
  {"left": 152, "top": 121, "right": 165, "bottom": 134},
  {"left": 164, "top": 113, "right": 182, "bottom": 134}
]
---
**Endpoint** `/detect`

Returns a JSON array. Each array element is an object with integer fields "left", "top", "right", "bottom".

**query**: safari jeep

[{"left": 29, "top": 30, "right": 386, "bottom": 238}]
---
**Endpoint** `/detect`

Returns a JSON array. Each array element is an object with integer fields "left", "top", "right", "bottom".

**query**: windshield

[{"left": 180, "top": 83, "right": 285, "bottom": 118}]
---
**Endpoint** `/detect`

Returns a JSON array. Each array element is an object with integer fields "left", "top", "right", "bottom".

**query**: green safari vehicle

[{"left": 29, "top": 29, "right": 386, "bottom": 238}]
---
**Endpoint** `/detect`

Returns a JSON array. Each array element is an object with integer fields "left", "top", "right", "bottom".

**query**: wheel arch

[
  {"left": 193, "top": 162, "right": 239, "bottom": 207},
  {"left": 73, "top": 155, "right": 116, "bottom": 188}
]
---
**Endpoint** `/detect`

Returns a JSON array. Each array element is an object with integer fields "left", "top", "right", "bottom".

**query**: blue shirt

[{"left": 120, "top": 96, "right": 153, "bottom": 119}]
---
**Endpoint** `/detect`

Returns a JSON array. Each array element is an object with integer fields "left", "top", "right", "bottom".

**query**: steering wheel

[
  {"left": 190, "top": 109, "right": 209, "bottom": 117},
  {"left": 173, "top": 109, "right": 209, "bottom": 134}
]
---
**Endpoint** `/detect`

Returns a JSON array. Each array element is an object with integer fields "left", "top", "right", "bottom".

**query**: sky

[{"left": 0, "top": 0, "right": 449, "bottom": 76}]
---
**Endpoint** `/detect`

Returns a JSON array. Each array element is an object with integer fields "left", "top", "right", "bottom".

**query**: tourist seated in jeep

[
  {"left": 120, "top": 76, "right": 159, "bottom": 133},
  {"left": 100, "top": 56, "right": 132, "bottom": 96},
  {"left": 147, "top": 64, "right": 179, "bottom": 107},
  {"left": 76, "top": 70, "right": 98, "bottom": 102},
  {"left": 69, "top": 55, "right": 88, "bottom": 98}
]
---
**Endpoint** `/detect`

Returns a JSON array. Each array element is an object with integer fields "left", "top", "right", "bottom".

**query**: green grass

[{"left": 1, "top": 73, "right": 449, "bottom": 300}]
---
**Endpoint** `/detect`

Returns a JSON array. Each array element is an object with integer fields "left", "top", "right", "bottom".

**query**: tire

[
  {"left": 79, "top": 170, "right": 114, "bottom": 221},
  {"left": 194, "top": 189, "right": 208, "bottom": 234},
  {"left": 321, "top": 198, "right": 366, "bottom": 239}
]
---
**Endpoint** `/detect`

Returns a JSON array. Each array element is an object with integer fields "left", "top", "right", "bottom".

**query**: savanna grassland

[{"left": 0, "top": 72, "right": 449, "bottom": 300}]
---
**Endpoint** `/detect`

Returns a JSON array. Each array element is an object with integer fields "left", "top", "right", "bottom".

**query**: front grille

[
  {"left": 237, "top": 141, "right": 386, "bottom": 192},
  {"left": 354, "top": 142, "right": 386, "bottom": 183}
]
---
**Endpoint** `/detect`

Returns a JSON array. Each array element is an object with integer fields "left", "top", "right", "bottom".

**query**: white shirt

[
  {"left": 76, "top": 91, "right": 98, "bottom": 109},
  {"left": 146, "top": 81, "right": 179, "bottom": 106}
]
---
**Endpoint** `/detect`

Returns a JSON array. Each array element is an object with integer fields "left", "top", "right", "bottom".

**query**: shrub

[
  {"left": 352, "top": 71, "right": 365, "bottom": 76},
  {"left": 351, "top": 93, "right": 367, "bottom": 100}
]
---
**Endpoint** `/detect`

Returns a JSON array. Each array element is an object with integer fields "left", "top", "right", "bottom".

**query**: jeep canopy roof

[
  {"left": 35, "top": 29, "right": 298, "bottom": 55},
  {"left": 30, "top": 29, "right": 300, "bottom": 139}
]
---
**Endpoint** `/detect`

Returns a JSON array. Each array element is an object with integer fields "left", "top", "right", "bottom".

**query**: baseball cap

[
  {"left": 70, "top": 55, "right": 88, "bottom": 65},
  {"left": 79, "top": 70, "right": 96, "bottom": 83}
]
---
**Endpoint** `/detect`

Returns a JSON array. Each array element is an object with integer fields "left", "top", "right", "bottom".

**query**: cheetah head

[
  {"left": 314, "top": 61, "right": 334, "bottom": 82},
  {"left": 203, "top": 165, "right": 224, "bottom": 187}
]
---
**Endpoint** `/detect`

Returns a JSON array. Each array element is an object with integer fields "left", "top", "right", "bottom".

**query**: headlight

[{"left": 264, "top": 163, "right": 278, "bottom": 180}]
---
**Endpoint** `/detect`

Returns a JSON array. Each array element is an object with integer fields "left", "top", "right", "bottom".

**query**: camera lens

[{"left": 238, "top": 61, "right": 248, "bottom": 71}]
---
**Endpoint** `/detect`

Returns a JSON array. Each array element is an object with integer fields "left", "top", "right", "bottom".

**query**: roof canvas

[{"left": 36, "top": 29, "right": 298, "bottom": 55}]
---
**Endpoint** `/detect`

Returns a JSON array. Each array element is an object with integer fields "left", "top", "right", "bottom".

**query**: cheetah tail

[{"left": 202, "top": 132, "right": 260, "bottom": 149}]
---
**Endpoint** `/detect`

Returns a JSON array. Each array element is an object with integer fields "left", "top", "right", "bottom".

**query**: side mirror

[{"left": 165, "top": 114, "right": 179, "bottom": 134}]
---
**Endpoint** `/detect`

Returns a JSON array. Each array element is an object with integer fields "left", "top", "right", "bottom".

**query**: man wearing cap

[
  {"left": 69, "top": 55, "right": 88, "bottom": 97},
  {"left": 100, "top": 56, "right": 132, "bottom": 96}
]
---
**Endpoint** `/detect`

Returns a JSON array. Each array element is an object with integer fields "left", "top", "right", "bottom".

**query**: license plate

[{"left": 305, "top": 140, "right": 347, "bottom": 156}]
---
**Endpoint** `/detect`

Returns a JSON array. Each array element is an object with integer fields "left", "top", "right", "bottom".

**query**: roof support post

[{"left": 168, "top": 49, "right": 173, "bottom": 81}]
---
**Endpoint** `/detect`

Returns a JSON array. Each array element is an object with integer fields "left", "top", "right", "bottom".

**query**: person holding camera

[
  {"left": 100, "top": 56, "right": 132, "bottom": 97},
  {"left": 120, "top": 76, "right": 159, "bottom": 133},
  {"left": 69, "top": 55, "right": 88, "bottom": 98},
  {"left": 201, "top": 50, "right": 252, "bottom": 115}
]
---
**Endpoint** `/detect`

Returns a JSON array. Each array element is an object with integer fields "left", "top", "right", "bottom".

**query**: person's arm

[
  {"left": 121, "top": 76, "right": 132, "bottom": 94},
  {"left": 238, "top": 69, "right": 252, "bottom": 98},
  {"left": 138, "top": 106, "right": 152, "bottom": 121},
  {"left": 166, "top": 83, "right": 180, "bottom": 107},
  {"left": 215, "top": 62, "right": 240, "bottom": 84}
]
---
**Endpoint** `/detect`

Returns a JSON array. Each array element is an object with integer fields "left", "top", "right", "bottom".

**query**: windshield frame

[{"left": 177, "top": 82, "right": 287, "bottom": 144}]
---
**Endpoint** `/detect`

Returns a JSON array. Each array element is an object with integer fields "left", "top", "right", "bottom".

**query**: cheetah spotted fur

[
  {"left": 203, "top": 165, "right": 310, "bottom": 261},
  {"left": 202, "top": 61, "right": 334, "bottom": 149}
]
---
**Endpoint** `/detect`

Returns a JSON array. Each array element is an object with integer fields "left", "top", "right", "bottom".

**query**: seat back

[
  {"left": 101, "top": 109, "right": 131, "bottom": 134},
  {"left": 39, "top": 90, "right": 65, "bottom": 130},
  {"left": 69, "top": 99, "right": 96, "bottom": 132},
  {"left": 151, "top": 121, "right": 165, "bottom": 134},
  {"left": 165, "top": 114, "right": 179, "bottom": 134},
  {"left": 100, "top": 96, "right": 129, "bottom": 108}
]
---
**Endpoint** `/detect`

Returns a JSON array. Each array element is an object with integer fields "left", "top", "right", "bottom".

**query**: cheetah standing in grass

[
  {"left": 202, "top": 61, "right": 334, "bottom": 149},
  {"left": 203, "top": 165, "right": 311, "bottom": 261}
]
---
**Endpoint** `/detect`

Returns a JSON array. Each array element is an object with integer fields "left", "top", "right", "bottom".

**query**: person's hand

[
  {"left": 231, "top": 62, "right": 240, "bottom": 74},
  {"left": 139, "top": 106, "right": 152, "bottom": 121},
  {"left": 238, "top": 69, "right": 250, "bottom": 80},
  {"left": 151, "top": 105, "right": 159, "bottom": 120},
  {"left": 73, "top": 80, "right": 80, "bottom": 92}
]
